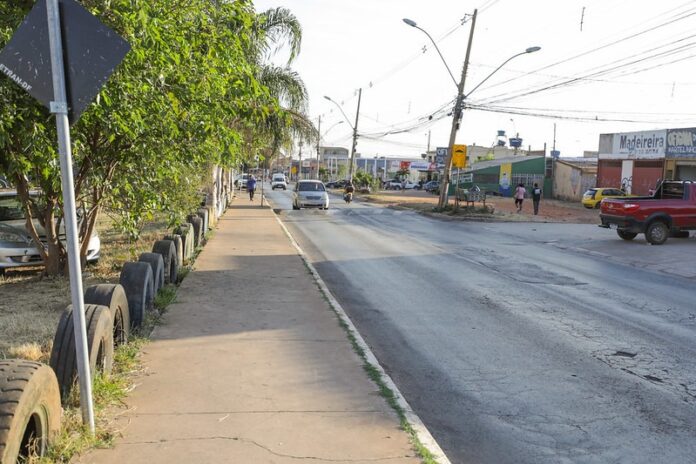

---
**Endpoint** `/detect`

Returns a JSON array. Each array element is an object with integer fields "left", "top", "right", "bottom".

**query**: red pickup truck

[{"left": 599, "top": 181, "right": 696, "bottom": 245}]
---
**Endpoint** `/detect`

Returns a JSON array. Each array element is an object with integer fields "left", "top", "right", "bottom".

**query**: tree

[{"left": 0, "top": 0, "right": 272, "bottom": 275}]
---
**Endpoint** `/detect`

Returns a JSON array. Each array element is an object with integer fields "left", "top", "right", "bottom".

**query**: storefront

[
  {"left": 597, "top": 130, "right": 665, "bottom": 195},
  {"left": 665, "top": 128, "right": 696, "bottom": 181}
]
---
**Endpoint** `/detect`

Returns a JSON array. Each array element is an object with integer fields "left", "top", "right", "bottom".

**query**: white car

[
  {"left": 0, "top": 190, "right": 100, "bottom": 275},
  {"left": 234, "top": 174, "right": 249, "bottom": 190},
  {"left": 292, "top": 180, "right": 329, "bottom": 210},
  {"left": 271, "top": 174, "right": 287, "bottom": 190}
]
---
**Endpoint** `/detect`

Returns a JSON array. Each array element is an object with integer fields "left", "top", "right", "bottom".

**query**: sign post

[
  {"left": 45, "top": 0, "right": 95, "bottom": 431},
  {"left": 1, "top": 0, "right": 130, "bottom": 432}
]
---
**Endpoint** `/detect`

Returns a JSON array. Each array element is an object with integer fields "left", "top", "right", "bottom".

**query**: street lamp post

[
  {"left": 324, "top": 90, "right": 362, "bottom": 181},
  {"left": 403, "top": 11, "right": 540, "bottom": 209}
]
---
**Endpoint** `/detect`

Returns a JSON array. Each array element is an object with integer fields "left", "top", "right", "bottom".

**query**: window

[{"left": 298, "top": 182, "right": 325, "bottom": 192}]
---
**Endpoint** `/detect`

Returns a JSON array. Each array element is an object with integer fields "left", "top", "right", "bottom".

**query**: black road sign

[{"left": 0, "top": 0, "right": 130, "bottom": 123}]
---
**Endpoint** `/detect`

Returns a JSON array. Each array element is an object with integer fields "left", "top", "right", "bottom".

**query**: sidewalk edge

[{"left": 272, "top": 212, "right": 451, "bottom": 464}]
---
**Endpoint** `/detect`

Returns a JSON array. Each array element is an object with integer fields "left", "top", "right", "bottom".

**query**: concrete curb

[{"left": 272, "top": 212, "right": 452, "bottom": 464}]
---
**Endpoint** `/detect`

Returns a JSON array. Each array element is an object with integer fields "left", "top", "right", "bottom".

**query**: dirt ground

[
  {"left": 0, "top": 215, "right": 170, "bottom": 361},
  {"left": 361, "top": 189, "right": 601, "bottom": 224}
]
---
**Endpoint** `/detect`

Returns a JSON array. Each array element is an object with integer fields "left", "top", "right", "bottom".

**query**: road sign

[
  {"left": 0, "top": 0, "right": 130, "bottom": 123},
  {"left": 436, "top": 147, "right": 448, "bottom": 165},
  {"left": 0, "top": 0, "right": 131, "bottom": 431},
  {"left": 291, "top": 166, "right": 298, "bottom": 174},
  {"left": 452, "top": 144, "right": 467, "bottom": 168}
]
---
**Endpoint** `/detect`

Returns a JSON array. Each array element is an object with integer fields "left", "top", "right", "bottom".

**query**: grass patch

[{"left": 154, "top": 285, "right": 177, "bottom": 312}]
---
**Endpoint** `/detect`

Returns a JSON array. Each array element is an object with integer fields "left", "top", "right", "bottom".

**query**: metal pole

[
  {"left": 348, "top": 88, "right": 362, "bottom": 181},
  {"left": 46, "top": 0, "right": 95, "bottom": 432},
  {"left": 438, "top": 9, "right": 477, "bottom": 210},
  {"left": 316, "top": 116, "right": 321, "bottom": 180}
]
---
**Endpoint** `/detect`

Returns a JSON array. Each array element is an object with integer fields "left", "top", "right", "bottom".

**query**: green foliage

[{"left": 353, "top": 171, "right": 378, "bottom": 189}]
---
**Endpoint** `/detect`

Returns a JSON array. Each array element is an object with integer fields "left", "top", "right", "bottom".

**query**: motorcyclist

[{"left": 344, "top": 180, "right": 355, "bottom": 203}]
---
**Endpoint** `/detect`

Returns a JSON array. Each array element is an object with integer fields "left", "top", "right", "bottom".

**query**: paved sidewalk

[{"left": 82, "top": 200, "right": 419, "bottom": 463}]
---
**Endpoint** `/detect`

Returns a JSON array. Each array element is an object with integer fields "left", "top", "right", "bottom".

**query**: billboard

[
  {"left": 666, "top": 128, "right": 696, "bottom": 158},
  {"left": 607, "top": 129, "right": 666, "bottom": 159},
  {"left": 410, "top": 161, "right": 431, "bottom": 171}
]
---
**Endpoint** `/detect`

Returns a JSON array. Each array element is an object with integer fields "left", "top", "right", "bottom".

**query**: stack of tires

[{"left": 0, "top": 211, "right": 213, "bottom": 460}]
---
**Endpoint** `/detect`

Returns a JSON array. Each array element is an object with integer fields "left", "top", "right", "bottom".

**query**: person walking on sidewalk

[
  {"left": 247, "top": 175, "right": 257, "bottom": 201},
  {"left": 514, "top": 183, "right": 526, "bottom": 213},
  {"left": 532, "top": 183, "right": 542, "bottom": 215}
]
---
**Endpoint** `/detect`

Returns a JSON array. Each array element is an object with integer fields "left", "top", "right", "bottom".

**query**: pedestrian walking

[
  {"left": 532, "top": 182, "right": 542, "bottom": 215},
  {"left": 247, "top": 175, "right": 257, "bottom": 201},
  {"left": 514, "top": 183, "right": 526, "bottom": 213}
]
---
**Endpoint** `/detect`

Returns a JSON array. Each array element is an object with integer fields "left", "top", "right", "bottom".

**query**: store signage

[
  {"left": 666, "top": 128, "right": 696, "bottom": 158},
  {"left": 603, "top": 129, "right": 666, "bottom": 159}
]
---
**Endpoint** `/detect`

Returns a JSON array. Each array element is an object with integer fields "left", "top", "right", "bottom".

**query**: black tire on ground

[
  {"left": 152, "top": 240, "right": 178, "bottom": 285},
  {"left": 187, "top": 215, "right": 203, "bottom": 248},
  {"left": 292, "top": 204, "right": 300, "bottom": 210},
  {"left": 197, "top": 208, "right": 209, "bottom": 235},
  {"left": 138, "top": 252, "right": 165, "bottom": 293},
  {"left": 164, "top": 234, "right": 184, "bottom": 269},
  {"left": 594, "top": 202, "right": 601, "bottom": 209},
  {"left": 617, "top": 229, "right": 638, "bottom": 241},
  {"left": 84, "top": 284, "right": 130, "bottom": 346},
  {"left": 0, "top": 360, "right": 61, "bottom": 462},
  {"left": 49, "top": 304, "right": 114, "bottom": 402},
  {"left": 175, "top": 223, "right": 194, "bottom": 262},
  {"left": 645, "top": 220, "right": 669, "bottom": 245},
  {"left": 119, "top": 261, "right": 154, "bottom": 328}
]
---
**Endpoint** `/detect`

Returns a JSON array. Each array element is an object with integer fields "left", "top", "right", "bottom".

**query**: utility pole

[
  {"left": 348, "top": 88, "right": 362, "bottom": 181},
  {"left": 316, "top": 116, "right": 321, "bottom": 180},
  {"left": 438, "top": 9, "right": 477, "bottom": 210},
  {"left": 298, "top": 141, "right": 303, "bottom": 181}
]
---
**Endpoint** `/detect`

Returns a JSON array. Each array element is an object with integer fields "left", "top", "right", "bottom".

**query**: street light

[
  {"left": 316, "top": 120, "right": 344, "bottom": 179},
  {"left": 403, "top": 10, "right": 540, "bottom": 209},
  {"left": 324, "top": 91, "right": 362, "bottom": 181}
]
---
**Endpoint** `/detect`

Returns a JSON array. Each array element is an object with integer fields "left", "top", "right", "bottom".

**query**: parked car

[
  {"left": 402, "top": 180, "right": 419, "bottom": 190},
  {"left": 271, "top": 173, "right": 287, "bottom": 190},
  {"left": 424, "top": 180, "right": 440, "bottom": 193},
  {"left": 292, "top": 180, "right": 330, "bottom": 210},
  {"left": 599, "top": 180, "right": 696, "bottom": 245},
  {"left": 582, "top": 187, "right": 633, "bottom": 209},
  {"left": 234, "top": 174, "right": 249, "bottom": 190},
  {"left": 384, "top": 179, "right": 403, "bottom": 190},
  {"left": 0, "top": 190, "right": 100, "bottom": 274},
  {"left": 325, "top": 180, "right": 348, "bottom": 189}
]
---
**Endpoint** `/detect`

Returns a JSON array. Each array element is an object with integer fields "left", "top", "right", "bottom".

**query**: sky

[{"left": 254, "top": 0, "right": 696, "bottom": 159}]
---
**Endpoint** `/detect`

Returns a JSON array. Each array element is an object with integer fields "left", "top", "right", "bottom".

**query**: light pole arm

[
  {"left": 465, "top": 52, "right": 525, "bottom": 98},
  {"left": 413, "top": 25, "right": 458, "bottom": 89},
  {"left": 324, "top": 97, "right": 355, "bottom": 131}
]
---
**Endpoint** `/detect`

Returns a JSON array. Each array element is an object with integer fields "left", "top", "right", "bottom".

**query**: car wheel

[
  {"left": 292, "top": 204, "right": 300, "bottom": 210},
  {"left": 645, "top": 221, "right": 669, "bottom": 245},
  {"left": 617, "top": 229, "right": 637, "bottom": 241},
  {"left": 594, "top": 202, "right": 601, "bottom": 209}
]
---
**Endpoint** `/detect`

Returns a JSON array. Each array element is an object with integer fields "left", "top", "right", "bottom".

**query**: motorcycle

[{"left": 343, "top": 192, "right": 353, "bottom": 204}]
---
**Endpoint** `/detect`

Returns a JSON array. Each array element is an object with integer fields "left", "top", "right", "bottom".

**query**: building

[
  {"left": 552, "top": 158, "right": 598, "bottom": 202},
  {"left": 598, "top": 128, "right": 696, "bottom": 195},
  {"left": 455, "top": 156, "right": 551, "bottom": 197}
]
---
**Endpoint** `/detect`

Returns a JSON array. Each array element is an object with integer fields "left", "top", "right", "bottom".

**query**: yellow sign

[
  {"left": 452, "top": 144, "right": 467, "bottom": 168},
  {"left": 291, "top": 166, "right": 297, "bottom": 174}
]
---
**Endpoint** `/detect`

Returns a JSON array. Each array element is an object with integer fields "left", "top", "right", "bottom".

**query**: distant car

[
  {"left": 271, "top": 173, "right": 287, "bottom": 190},
  {"left": 234, "top": 174, "right": 249, "bottom": 190},
  {"left": 402, "top": 180, "right": 419, "bottom": 190},
  {"left": 292, "top": 180, "right": 330, "bottom": 210},
  {"left": 424, "top": 180, "right": 440, "bottom": 193},
  {"left": 384, "top": 179, "right": 403, "bottom": 190},
  {"left": 0, "top": 190, "right": 100, "bottom": 274},
  {"left": 582, "top": 188, "right": 634, "bottom": 209},
  {"left": 326, "top": 180, "right": 347, "bottom": 189}
]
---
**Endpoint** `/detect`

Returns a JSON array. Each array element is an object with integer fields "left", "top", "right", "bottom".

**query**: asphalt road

[{"left": 265, "top": 185, "right": 696, "bottom": 464}]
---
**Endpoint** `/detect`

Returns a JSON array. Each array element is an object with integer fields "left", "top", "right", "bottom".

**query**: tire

[
  {"left": 197, "top": 208, "right": 209, "bottom": 235},
  {"left": 187, "top": 215, "right": 203, "bottom": 248},
  {"left": 0, "top": 360, "right": 61, "bottom": 462},
  {"left": 164, "top": 234, "right": 184, "bottom": 269},
  {"left": 84, "top": 284, "right": 130, "bottom": 346},
  {"left": 139, "top": 252, "right": 165, "bottom": 293},
  {"left": 645, "top": 220, "right": 669, "bottom": 245},
  {"left": 617, "top": 229, "right": 637, "bottom": 241},
  {"left": 292, "top": 204, "right": 299, "bottom": 210},
  {"left": 152, "top": 240, "right": 178, "bottom": 285},
  {"left": 119, "top": 261, "right": 154, "bottom": 328},
  {"left": 49, "top": 304, "right": 114, "bottom": 402},
  {"left": 175, "top": 223, "right": 194, "bottom": 262},
  {"left": 594, "top": 202, "right": 601, "bottom": 209}
]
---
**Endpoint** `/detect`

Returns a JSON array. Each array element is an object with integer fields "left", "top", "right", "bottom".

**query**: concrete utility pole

[
  {"left": 438, "top": 9, "right": 477, "bottom": 210},
  {"left": 348, "top": 88, "right": 362, "bottom": 181},
  {"left": 298, "top": 141, "right": 303, "bottom": 181},
  {"left": 316, "top": 115, "right": 321, "bottom": 180}
]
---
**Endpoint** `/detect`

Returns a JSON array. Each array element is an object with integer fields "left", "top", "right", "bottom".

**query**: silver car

[
  {"left": 292, "top": 180, "right": 329, "bottom": 210},
  {"left": 0, "top": 190, "right": 100, "bottom": 275}
]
